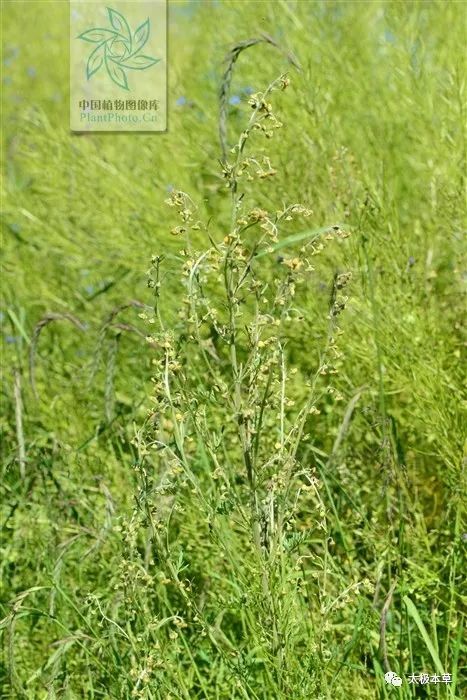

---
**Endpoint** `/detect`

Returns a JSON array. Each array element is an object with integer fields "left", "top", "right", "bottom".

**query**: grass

[{"left": 1, "top": 1, "right": 466, "bottom": 698}]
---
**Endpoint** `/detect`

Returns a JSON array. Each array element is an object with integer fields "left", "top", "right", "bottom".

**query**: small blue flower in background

[
  {"left": 5, "top": 335, "right": 18, "bottom": 344},
  {"left": 242, "top": 86, "right": 254, "bottom": 95},
  {"left": 384, "top": 29, "right": 397, "bottom": 45},
  {"left": 166, "top": 184, "right": 174, "bottom": 192},
  {"left": 229, "top": 95, "right": 241, "bottom": 106},
  {"left": 176, "top": 96, "right": 187, "bottom": 106},
  {"left": 27, "top": 66, "right": 37, "bottom": 78},
  {"left": 3, "top": 47, "right": 19, "bottom": 67},
  {"left": 85, "top": 284, "right": 95, "bottom": 295},
  {"left": 408, "top": 256, "right": 416, "bottom": 267}
]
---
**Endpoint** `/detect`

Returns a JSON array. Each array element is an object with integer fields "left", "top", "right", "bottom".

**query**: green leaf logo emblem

[{"left": 77, "top": 7, "right": 160, "bottom": 90}]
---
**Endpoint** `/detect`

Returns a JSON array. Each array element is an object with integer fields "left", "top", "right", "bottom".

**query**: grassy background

[{"left": 1, "top": 1, "right": 466, "bottom": 698}]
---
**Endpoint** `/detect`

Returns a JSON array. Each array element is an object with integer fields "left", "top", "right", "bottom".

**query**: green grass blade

[
  {"left": 403, "top": 596, "right": 444, "bottom": 675},
  {"left": 254, "top": 224, "right": 339, "bottom": 258}
]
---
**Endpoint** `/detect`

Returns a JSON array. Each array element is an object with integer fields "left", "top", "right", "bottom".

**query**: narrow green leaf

[
  {"left": 6, "top": 308, "right": 30, "bottom": 343},
  {"left": 403, "top": 596, "right": 445, "bottom": 675},
  {"left": 254, "top": 224, "right": 338, "bottom": 258},
  {"left": 27, "top": 638, "right": 78, "bottom": 684}
]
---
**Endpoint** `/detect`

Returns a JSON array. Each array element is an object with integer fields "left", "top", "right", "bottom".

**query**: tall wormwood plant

[{"left": 132, "top": 74, "right": 355, "bottom": 697}]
